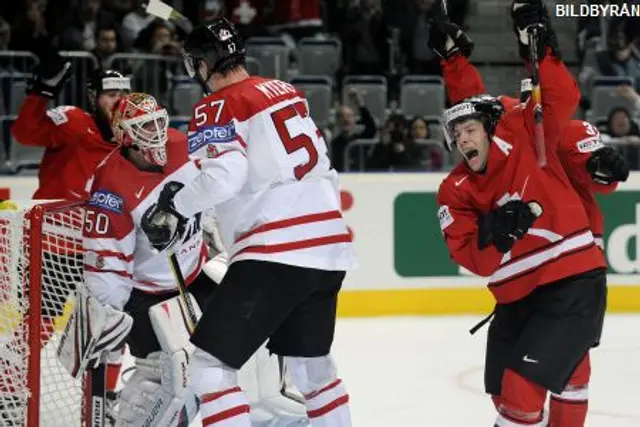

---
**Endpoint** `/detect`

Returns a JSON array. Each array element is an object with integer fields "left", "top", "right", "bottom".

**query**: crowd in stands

[{"left": 2, "top": 0, "right": 640, "bottom": 173}]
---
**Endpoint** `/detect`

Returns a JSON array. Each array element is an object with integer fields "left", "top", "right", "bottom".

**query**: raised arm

[
  {"left": 428, "top": 20, "right": 487, "bottom": 104},
  {"left": 11, "top": 48, "right": 73, "bottom": 148},
  {"left": 512, "top": 0, "right": 581, "bottom": 153}
]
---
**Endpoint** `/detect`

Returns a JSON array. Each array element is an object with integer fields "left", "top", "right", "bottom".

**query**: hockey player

[
  {"left": 11, "top": 46, "right": 130, "bottom": 201},
  {"left": 139, "top": 18, "right": 357, "bottom": 427},
  {"left": 435, "top": 1, "right": 608, "bottom": 426},
  {"left": 58, "top": 92, "right": 308, "bottom": 427},
  {"left": 430, "top": 16, "right": 629, "bottom": 423}
]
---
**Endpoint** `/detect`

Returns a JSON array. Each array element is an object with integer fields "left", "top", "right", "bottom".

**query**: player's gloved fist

[
  {"left": 141, "top": 181, "right": 187, "bottom": 252},
  {"left": 26, "top": 47, "right": 72, "bottom": 99},
  {"left": 477, "top": 200, "right": 542, "bottom": 253},
  {"left": 511, "top": 0, "right": 560, "bottom": 60},
  {"left": 587, "top": 146, "right": 630, "bottom": 185},
  {"left": 428, "top": 20, "right": 474, "bottom": 60}
]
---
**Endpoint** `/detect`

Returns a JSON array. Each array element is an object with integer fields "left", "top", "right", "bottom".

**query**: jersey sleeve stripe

[
  {"left": 231, "top": 233, "right": 352, "bottom": 260},
  {"left": 234, "top": 210, "right": 344, "bottom": 244}
]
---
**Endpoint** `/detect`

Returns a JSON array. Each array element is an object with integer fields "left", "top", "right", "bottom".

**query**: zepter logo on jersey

[{"left": 111, "top": 93, "right": 169, "bottom": 166}]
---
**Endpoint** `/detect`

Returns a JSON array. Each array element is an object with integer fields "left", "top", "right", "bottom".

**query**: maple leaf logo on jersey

[{"left": 206, "top": 144, "right": 218, "bottom": 158}]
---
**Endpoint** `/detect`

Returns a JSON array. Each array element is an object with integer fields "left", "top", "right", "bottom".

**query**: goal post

[{"left": 0, "top": 200, "right": 88, "bottom": 427}]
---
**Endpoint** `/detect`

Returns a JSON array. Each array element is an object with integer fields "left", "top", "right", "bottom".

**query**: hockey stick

[
  {"left": 167, "top": 251, "right": 199, "bottom": 333},
  {"left": 527, "top": 24, "right": 546, "bottom": 167},
  {"left": 86, "top": 356, "right": 107, "bottom": 427},
  {"left": 441, "top": 0, "right": 448, "bottom": 16},
  {"left": 142, "top": 0, "right": 193, "bottom": 34}
]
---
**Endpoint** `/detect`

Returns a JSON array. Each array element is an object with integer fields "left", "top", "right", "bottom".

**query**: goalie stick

[
  {"left": 168, "top": 252, "right": 199, "bottom": 333},
  {"left": 142, "top": 0, "right": 193, "bottom": 34}
]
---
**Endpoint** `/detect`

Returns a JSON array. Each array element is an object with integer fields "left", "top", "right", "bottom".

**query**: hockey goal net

[{"left": 0, "top": 201, "right": 87, "bottom": 427}]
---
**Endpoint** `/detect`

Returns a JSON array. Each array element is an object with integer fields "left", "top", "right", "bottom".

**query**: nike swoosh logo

[
  {"left": 523, "top": 355, "right": 539, "bottom": 364},
  {"left": 135, "top": 187, "right": 145, "bottom": 199},
  {"left": 455, "top": 176, "right": 468, "bottom": 186}
]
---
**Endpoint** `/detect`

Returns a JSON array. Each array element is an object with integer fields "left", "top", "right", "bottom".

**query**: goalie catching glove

[{"left": 57, "top": 284, "right": 133, "bottom": 378}]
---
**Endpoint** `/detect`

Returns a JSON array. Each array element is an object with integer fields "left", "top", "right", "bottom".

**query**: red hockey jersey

[
  {"left": 441, "top": 55, "right": 617, "bottom": 250},
  {"left": 437, "top": 52, "right": 605, "bottom": 304},
  {"left": 11, "top": 95, "right": 117, "bottom": 200},
  {"left": 82, "top": 129, "right": 208, "bottom": 309}
]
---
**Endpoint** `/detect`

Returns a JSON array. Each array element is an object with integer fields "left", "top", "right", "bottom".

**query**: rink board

[{"left": 3, "top": 173, "right": 640, "bottom": 315}]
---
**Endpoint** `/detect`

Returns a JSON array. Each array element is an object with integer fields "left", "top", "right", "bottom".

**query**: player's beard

[{"left": 94, "top": 107, "right": 115, "bottom": 143}]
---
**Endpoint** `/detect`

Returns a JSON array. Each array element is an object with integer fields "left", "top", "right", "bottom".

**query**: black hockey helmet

[
  {"left": 87, "top": 69, "right": 131, "bottom": 111},
  {"left": 182, "top": 18, "right": 246, "bottom": 89},
  {"left": 442, "top": 94, "right": 504, "bottom": 151},
  {"left": 87, "top": 69, "right": 131, "bottom": 96}
]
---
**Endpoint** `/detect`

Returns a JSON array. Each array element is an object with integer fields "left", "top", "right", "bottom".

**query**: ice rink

[{"left": 331, "top": 315, "right": 640, "bottom": 427}]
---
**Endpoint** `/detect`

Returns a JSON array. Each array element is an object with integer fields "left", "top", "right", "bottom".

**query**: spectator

[
  {"left": 599, "top": 106, "right": 640, "bottom": 169},
  {"left": 599, "top": 107, "right": 640, "bottom": 142},
  {"left": 92, "top": 25, "right": 120, "bottom": 69},
  {"left": 270, "top": 0, "right": 323, "bottom": 41},
  {"left": 134, "top": 19, "right": 181, "bottom": 56},
  {"left": 120, "top": 0, "right": 156, "bottom": 49},
  {"left": 59, "top": 0, "right": 116, "bottom": 51},
  {"left": 331, "top": 89, "right": 377, "bottom": 172},
  {"left": 367, "top": 114, "right": 425, "bottom": 171},
  {"left": 596, "top": 20, "right": 640, "bottom": 89},
  {"left": 9, "top": 0, "right": 51, "bottom": 52},
  {"left": 399, "top": 0, "right": 441, "bottom": 76},
  {"left": 340, "top": 0, "right": 389, "bottom": 76},
  {"left": 131, "top": 19, "right": 181, "bottom": 107},
  {"left": 409, "top": 116, "right": 444, "bottom": 170}
]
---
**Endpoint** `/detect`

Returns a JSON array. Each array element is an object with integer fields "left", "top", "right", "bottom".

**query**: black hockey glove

[
  {"left": 511, "top": 0, "right": 561, "bottom": 61},
  {"left": 586, "top": 146, "right": 630, "bottom": 185},
  {"left": 428, "top": 20, "right": 474, "bottom": 60},
  {"left": 140, "top": 182, "right": 188, "bottom": 252},
  {"left": 477, "top": 200, "right": 542, "bottom": 253},
  {"left": 26, "top": 47, "right": 72, "bottom": 99}
]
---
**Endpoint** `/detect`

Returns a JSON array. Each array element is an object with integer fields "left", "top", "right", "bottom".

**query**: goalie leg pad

[
  {"left": 284, "top": 355, "right": 352, "bottom": 426},
  {"left": 57, "top": 284, "right": 133, "bottom": 378}
]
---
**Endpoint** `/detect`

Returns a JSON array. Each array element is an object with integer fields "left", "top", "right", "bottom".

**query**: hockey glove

[
  {"left": 428, "top": 20, "right": 474, "bottom": 60},
  {"left": 511, "top": 0, "right": 561, "bottom": 60},
  {"left": 141, "top": 181, "right": 188, "bottom": 252},
  {"left": 26, "top": 47, "right": 72, "bottom": 99},
  {"left": 587, "top": 146, "right": 630, "bottom": 185},
  {"left": 477, "top": 200, "right": 541, "bottom": 253}
]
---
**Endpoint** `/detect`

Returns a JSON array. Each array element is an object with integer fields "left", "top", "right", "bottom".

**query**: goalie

[{"left": 57, "top": 92, "right": 307, "bottom": 427}]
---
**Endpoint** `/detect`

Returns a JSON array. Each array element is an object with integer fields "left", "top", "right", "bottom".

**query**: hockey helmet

[
  {"left": 182, "top": 18, "right": 246, "bottom": 89},
  {"left": 442, "top": 95, "right": 504, "bottom": 151},
  {"left": 111, "top": 93, "right": 169, "bottom": 166},
  {"left": 87, "top": 69, "right": 131, "bottom": 96}
]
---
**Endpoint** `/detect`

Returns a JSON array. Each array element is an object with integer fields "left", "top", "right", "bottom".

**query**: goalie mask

[
  {"left": 442, "top": 95, "right": 504, "bottom": 152},
  {"left": 111, "top": 93, "right": 169, "bottom": 166}
]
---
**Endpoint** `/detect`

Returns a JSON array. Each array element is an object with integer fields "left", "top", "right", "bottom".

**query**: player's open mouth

[{"left": 464, "top": 149, "right": 479, "bottom": 160}]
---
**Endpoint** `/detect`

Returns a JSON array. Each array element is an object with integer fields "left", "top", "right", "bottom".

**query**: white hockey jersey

[
  {"left": 172, "top": 76, "right": 357, "bottom": 271},
  {"left": 83, "top": 129, "right": 208, "bottom": 310}
]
